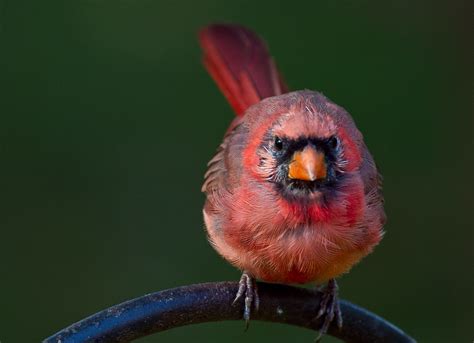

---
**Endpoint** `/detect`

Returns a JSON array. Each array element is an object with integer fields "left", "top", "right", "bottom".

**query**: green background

[{"left": 0, "top": 0, "right": 471, "bottom": 342}]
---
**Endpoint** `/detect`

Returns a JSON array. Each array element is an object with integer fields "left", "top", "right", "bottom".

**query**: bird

[{"left": 198, "top": 24, "right": 386, "bottom": 340}]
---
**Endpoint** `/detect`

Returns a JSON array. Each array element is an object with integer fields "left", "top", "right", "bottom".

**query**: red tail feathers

[{"left": 199, "top": 24, "right": 288, "bottom": 116}]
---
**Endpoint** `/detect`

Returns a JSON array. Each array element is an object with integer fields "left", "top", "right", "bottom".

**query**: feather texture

[
  {"left": 200, "top": 25, "right": 385, "bottom": 286},
  {"left": 199, "top": 24, "right": 288, "bottom": 116}
]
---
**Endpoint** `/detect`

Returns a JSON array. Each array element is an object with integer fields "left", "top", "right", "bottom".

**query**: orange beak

[{"left": 288, "top": 146, "right": 327, "bottom": 181}]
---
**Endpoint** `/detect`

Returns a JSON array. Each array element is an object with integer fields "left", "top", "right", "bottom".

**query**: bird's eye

[
  {"left": 274, "top": 136, "right": 283, "bottom": 151},
  {"left": 328, "top": 136, "right": 339, "bottom": 149}
]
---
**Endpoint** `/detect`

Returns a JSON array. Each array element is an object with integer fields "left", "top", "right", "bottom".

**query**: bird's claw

[
  {"left": 315, "top": 279, "right": 343, "bottom": 342},
  {"left": 233, "top": 272, "right": 259, "bottom": 329}
]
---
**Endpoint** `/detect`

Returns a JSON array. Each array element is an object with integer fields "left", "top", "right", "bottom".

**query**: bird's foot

[
  {"left": 315, "top": 279, "right": 343, "bottom": 342},
  {"left": 232, "top": 271, "right": 259, "bottom": 329}
]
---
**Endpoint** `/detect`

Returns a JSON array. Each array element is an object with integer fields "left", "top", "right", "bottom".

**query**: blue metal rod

[{"left": 44, "top": 281, "right": 416, "bottom": 343}]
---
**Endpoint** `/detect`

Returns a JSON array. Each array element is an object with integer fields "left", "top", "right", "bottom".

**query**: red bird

[{"left": 199, "top": 24, "right": 385, "bottom": 339}]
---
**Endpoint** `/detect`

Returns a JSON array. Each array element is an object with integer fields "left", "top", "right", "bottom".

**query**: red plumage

[
  {"left": 199, "top": 24, "right": 288, "bottom": 115},
  {"left": 199, "top": 24, "right": 385, "bottom": 336}
]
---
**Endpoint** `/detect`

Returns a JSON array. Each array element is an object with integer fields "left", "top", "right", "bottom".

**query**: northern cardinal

[{"left": 199, "top": 24, "right": 385, "bottom": 340}]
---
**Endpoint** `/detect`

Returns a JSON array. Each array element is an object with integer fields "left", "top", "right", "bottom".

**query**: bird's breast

[{"left": 204, "top": 176, "right": 378, "bottom": 284}]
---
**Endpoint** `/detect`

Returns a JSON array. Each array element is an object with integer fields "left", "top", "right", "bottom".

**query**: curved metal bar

[{"left": 44, "top": 282, "right": 416, "bottom": 343}]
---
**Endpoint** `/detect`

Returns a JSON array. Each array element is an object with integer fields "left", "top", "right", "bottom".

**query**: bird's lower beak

[{"left": 288, "top": 146, "right": 327, "bottom": 181}]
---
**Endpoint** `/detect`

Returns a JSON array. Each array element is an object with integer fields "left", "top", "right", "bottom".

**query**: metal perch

[{"left": 44, "top": 281, "right": 415, "bottom": 343}]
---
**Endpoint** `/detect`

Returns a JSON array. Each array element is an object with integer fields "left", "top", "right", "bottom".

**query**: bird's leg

[
  {"left": 233, "top": 271, "right": 259, "bottom": 329},
  {"left": 315, "top": 278, "right": 343, "bottom": 342}
]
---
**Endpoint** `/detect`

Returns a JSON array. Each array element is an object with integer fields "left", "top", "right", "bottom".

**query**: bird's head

[{"left": 243, "top": 91, "right": 362, "bottom": 202}]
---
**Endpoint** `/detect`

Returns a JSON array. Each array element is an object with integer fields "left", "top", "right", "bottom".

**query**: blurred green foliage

[{"left": 0, "top": 0, "right": 471, "bottom": 342}]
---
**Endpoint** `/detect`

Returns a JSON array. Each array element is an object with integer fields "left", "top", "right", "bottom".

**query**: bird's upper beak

[{"left": 288, "top": 145, "right": 327, "bottom": 181}]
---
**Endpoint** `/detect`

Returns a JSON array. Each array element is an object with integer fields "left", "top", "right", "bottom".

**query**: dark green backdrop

[{"left": 0, "top": 0, "right": 471, "bottom": 342}]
